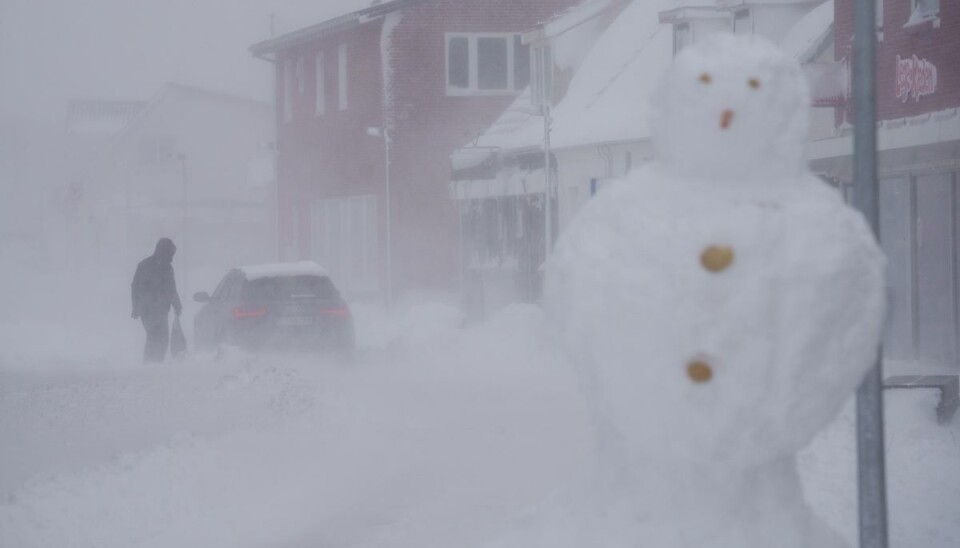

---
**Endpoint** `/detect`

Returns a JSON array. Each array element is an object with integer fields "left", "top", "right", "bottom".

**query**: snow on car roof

[{"left": 238, "top": 261, "right": 330, "bottom": 281}]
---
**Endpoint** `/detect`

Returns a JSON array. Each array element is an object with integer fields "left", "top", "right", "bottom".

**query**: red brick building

[
  {"left": 251, "top": 0, "right": 579, "bottom": 305},
  {"left": 812, "top": 0, "right": 960, "bottom": 370}
]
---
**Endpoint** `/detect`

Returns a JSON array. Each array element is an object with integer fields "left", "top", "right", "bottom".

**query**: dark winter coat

[{"left": 132, "top": 238, "right": 183, "bottom": 318}]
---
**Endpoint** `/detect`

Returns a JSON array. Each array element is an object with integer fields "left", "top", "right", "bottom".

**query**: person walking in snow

[{"left": 131, "top": 238, "right": 183, "bottom": 362}]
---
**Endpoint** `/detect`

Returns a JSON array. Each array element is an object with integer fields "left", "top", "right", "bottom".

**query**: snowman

[{"left": 541, "top": 33, "right": 886, "bottom": 547}]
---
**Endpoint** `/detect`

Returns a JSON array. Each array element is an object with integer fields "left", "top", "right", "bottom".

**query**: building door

[
  {"left": 914, "top": 173, "right": 957, "bottom": 366},
  {"left": 880, "top": 177, "right": 914, "bottom": 361},
  {"left": 311, "top": 195, "right": 378, "bottom": 294}
]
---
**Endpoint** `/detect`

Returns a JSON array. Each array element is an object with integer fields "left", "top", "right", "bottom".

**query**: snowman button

[
  {"left": 701, "top": 245, "right": 735, "bottom": 273},
  {"left": 687, "top": 360, "right": 713, "bottom": 383}
]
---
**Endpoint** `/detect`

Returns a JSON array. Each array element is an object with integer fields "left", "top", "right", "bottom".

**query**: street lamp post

[
  {"left": 384, "top": 128, "right": 393, "bottom": 309},
  {"left": 542, "top": 104, "right": 553, "bottom": 257},
  {"left": 176, "top": 152, "right": 189, "bottom": 299},
  {"left": 367, "top": 125, "right": 393, "bottom": 308}
]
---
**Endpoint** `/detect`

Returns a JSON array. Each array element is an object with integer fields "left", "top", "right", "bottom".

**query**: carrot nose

[{"left": 720, "top": 109, "right": 735, "bottom": 130}]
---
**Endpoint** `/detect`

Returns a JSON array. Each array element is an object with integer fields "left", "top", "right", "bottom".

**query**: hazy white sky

[{"left": 0, "top": 0, "right": 371, "bottom": 122}]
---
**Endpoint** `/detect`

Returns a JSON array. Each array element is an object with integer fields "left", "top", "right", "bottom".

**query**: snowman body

[{"left": 541, "top": 34, "right": 885, "bottom": 547}]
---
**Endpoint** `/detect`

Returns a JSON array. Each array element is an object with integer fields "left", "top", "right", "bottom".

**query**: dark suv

[{"left": 193, "top": 262, "right": 355, "bottom": 356}]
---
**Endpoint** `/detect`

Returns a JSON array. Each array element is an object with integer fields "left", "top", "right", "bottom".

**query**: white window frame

[
  {"left": 315, "top": 51, "right": 326, "bottom": 116},
  {"left": 338, "top": 44, "right": 348, "bottom": 111},
  {"left": 445, "top": 32, "right": 524, "bottom": 96},
  {"left": 282, "top": 59, "right": 293, "bottom": 122}
]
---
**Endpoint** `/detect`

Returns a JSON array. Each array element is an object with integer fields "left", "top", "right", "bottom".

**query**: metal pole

[
  {"left": 852, "top": 0, "right": 888, "bottom": 546},
  {"left": 179, "top": 153, "right": 189, "bottom": 299},
  {"left": 542, "top": 104, "right": 553, "bottom": 256},
  {"left": 273, "top": 60, "right": 282, "bottom": 262},
  {"left": 384, "top": 128, "right": 393, "bottom": 309}
]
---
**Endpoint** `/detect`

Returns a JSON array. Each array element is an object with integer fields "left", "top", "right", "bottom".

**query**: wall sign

[{"left": 896, "top": 55, "right": 938, "bottom": 103}]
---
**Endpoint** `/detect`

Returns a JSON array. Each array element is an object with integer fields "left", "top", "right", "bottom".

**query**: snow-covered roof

[
  {"left": 476, "top": 0, "right": 673, "bottom": 152},
  {"left": 473, "top": 88, "right": 543, "bottom": 153},
  {"left": 524, "top": 0, "right": 632, "bottom": 74},
  {"left": 781, "top": 0, "right": 833, "bottom": 63},
  {"left": 550, "top": 0, "right": 672, "bottom": 149},
  {"left": 239, "top": 261, "right": 331, "bottom": 281},
  {"left": 66, "top": 100, "right": 145, "bottom": 136},
  {"left": 114, "top": 83, "right": 269, "bottom": 143},
  {"left": 539, "top": 0, "right": 619, "bottom": 39},
  {"left": 474, "top": 0, "right": 835, "bottom": 156}
]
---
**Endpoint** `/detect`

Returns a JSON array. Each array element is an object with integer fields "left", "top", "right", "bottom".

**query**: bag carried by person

[{"left": 170, "top": 316, "right": 187, "bottom": 359}]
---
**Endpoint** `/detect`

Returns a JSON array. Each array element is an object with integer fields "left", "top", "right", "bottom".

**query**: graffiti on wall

[{"left": 896, "top": 54, "right": 938, "bottom": 103}]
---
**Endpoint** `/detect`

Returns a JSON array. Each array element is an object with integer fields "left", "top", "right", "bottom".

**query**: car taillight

[
  {"left": 319, "top": 306, "right": 351, "bottom": 317},
  {"left": 234, "top": 306, "right": 267, "bottom": 319}
]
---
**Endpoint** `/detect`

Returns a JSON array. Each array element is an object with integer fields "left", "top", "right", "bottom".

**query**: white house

[{"left": 107, "top": 84, "right": 276, "bottom": 296}]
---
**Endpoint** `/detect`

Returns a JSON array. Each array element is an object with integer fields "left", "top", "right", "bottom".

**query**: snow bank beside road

[{"left": 801, "top": 388, "right": 960, "bottom": 547}]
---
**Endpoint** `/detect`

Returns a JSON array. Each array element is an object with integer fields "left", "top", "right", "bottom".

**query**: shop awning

[{"left": 450, "top": 169, "right": 546, "bottom": 201}]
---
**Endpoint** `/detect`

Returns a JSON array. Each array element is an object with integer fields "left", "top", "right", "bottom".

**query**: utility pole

[
  {"left": 852, "top": 0, "right": 888, "bottom": 546},
  {"left": 542, "top": 104, "right": 553, "bottom": 257}
]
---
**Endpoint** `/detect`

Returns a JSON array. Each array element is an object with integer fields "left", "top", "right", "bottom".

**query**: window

[
  {"left": 732, "top": 9, "right": 752, "bottom": 35},
  {"left": 315, "top": 51, "right": 325, "bottom": 116},
  {"left": 338, "top": 44, "right": 348, "bottom": 111},
  {"left": 311, "top": 195, "right": 378, "bottom": 291},
  {"left": 531, "top": 45, "right": 553, "bottom": 106},
  {"left": 915, "top": 173, "right": 957, "bottom": 364},
  {"left": 243, "top": 275, "right": 336, "bottom": 301},
  {"left": 283, "top": 60, "right": 293, "bottom": 122},
  {"left": 876, "top": 0, "right": 884, "bottom": 29},
  {"left": 214, "top": 273, "right": 243, "bottom": 302},
  {"left": 673, "top": 23, "right": 692, "bottom": 55},
  {"left": 914, "top": 0, "right": 939, "bottom": 16},
  {"left": 877, "top": 171, "right": 960, "bottom": 365},
  {"left": 445, "top": 33, "right": 529, "bottom": 95},
  {"left": 138, "top": 135, "right": 176, "bottom": 165},
  {"left": 908, "top": 0, "right": 939, "bottom": 24},
  {"left": 879, "top": 177, "right": 913, "bottom": 360},
  {"left": 296, "top": 56, "right": 305, "bottom": 94}
]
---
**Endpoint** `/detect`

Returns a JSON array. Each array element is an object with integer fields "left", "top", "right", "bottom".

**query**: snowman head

[{"left": 650, "top": 33, "right": 809, "bottom": 181}]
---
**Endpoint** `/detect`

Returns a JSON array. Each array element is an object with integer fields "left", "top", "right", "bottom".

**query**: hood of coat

[{"left": 153, "top": 238, "right": 176, "bottom": 264}]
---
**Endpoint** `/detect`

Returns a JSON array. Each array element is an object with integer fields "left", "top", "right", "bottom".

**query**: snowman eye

[
  {"left": 699, "top": 73, "right": 712, "bottom": 84},
  {"left": 748, "top": 78, "right": 761, "bottom": 89}
]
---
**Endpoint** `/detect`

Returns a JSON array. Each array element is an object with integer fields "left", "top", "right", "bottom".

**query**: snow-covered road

[
  {"left": 0, "top": 304, "right": 593, "bottom": 548},
  {"left": 1, "top": 302, "right": 958, "bottom": 547}
]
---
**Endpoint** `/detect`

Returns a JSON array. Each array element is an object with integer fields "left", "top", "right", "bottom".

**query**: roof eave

[
  {"left": 659, "top": 6, "right": 728, "bottom": 24},
  {"left": 249, "top": 0, "right": 422, "bottom": 57},
  {"left": 250, "top": 14, "right": 360, "bottom": 56}
]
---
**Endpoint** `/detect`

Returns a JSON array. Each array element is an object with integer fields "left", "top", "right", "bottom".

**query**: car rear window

[{"left": 242, "top": 275, "right": 337, "bottom": 301}]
